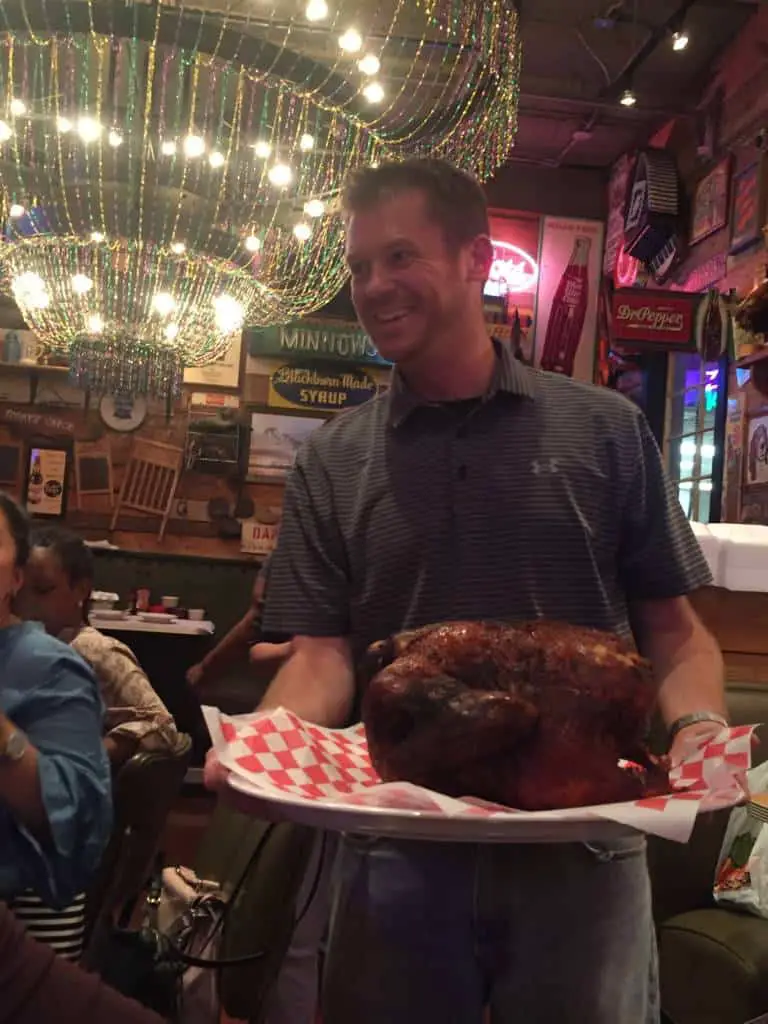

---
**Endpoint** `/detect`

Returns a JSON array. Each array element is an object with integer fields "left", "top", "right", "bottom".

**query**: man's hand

[
  {"left": 186, "top": 663, "right": 206, "bottom": 688},
  {"left": 203, "top": 747, "right": 229, "bottom": 790},
  {"left": 667, "top": 720, "right": 727, "bottom": 768}
]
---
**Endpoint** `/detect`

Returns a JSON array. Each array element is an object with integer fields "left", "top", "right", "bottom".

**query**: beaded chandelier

[{"left": 0, "top": 0, "right": 520, "bottom": 395}]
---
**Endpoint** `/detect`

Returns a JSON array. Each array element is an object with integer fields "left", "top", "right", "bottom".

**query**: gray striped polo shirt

[{"left": 263, "top": 340, "right": 712, "bottom": 681}]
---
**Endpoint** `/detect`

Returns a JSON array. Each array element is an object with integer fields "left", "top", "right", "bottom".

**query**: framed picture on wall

[
  {"left": 183, "top": 330, "right": 245, "bottom": 392},
  {"left": 745, "top": 412, "right": 768, "bottom": 488},
  {"left": 690, "top": 157, "right": 731, "bottom": 246},
  {"left": 246, "top": 409, "right": 326, "bottom": 483},
  {"left": 24, "top": 440, "right": 71, "bottom": 518},
  {"left": 730, "top": 161, "right": 766, "bottom": 254}
]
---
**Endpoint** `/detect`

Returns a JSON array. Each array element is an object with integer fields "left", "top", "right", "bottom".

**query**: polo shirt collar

[{"left": 387, "top": 337, "right": 535, "bottom": 428}]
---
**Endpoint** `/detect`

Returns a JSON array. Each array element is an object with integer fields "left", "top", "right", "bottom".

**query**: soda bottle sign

[{"left": 540, "top": 236, "right": 591, "bottom": 377}]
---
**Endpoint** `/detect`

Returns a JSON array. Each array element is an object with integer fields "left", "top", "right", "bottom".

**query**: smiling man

[{"left": 216, "top": 159, "right": 726, "bottom": 1024}]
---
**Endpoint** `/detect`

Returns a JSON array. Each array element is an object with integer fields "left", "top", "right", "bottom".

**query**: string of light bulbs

[{"left": 0, "top": 0, "right": 520, "bottom": 395}]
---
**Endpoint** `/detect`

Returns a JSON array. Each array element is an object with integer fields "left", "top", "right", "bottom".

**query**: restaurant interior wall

[
  {"left": 604, "top": 4, "right": 768, "bottom": 530},
  {"left": 608, "top": 3, "right": 768, "bottom": 682},
  {"left": 0, "top": 157, "right": 609, "bottom": 569}
]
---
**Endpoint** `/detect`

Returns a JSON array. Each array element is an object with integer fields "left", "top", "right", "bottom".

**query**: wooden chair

[
  {"left": 111, "top": 438, "right": 184, "bottom": 539},
  {"left": 74, "top": 437, "right": 114, "bottom": 510},
  {"left": 82, "top": 735, "right": 193, "bottom": 963}
]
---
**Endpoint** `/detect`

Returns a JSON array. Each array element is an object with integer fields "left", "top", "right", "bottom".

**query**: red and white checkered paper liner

[{"left": 203, "top": 706, "right": 757, "bottom": 843}]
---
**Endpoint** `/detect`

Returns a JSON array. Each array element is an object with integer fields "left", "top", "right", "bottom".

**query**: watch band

[
  {"left": 668, "top": 711, "right": 729, "bottom": 742},
  {"left": 0, "top": 728, "right": 27, "bottom": 763}
]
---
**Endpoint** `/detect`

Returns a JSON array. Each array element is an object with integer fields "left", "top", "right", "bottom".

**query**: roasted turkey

[{"left": 361, "top": 620, "right": 668, "bottom": 811}]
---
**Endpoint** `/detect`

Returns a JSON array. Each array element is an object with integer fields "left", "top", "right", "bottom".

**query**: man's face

[{"left": 346, "top": 188, "right": 489, "bottom": 366}]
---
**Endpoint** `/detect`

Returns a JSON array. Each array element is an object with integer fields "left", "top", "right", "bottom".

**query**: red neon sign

[{"left": 484, "top": 239, "right": 539, "bottom": 297}]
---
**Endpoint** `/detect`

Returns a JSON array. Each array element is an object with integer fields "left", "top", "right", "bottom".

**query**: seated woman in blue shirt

[{"left": 0, "top": 491, "right": 112, "bottom": 930}]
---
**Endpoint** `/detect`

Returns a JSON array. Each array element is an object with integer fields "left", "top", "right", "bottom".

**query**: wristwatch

[
  {"left": 668, "top": 711, "right": 728, "bottom": 742},
  {"left": 0, "top": 727, "right": 27, "bottom": 763}
]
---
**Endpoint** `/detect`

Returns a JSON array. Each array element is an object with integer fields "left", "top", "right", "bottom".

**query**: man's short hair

[{"left": 340, "top": 158, "right": 490, "bottom": 246}]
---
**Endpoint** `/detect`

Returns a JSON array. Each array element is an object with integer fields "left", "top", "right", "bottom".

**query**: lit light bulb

[
  {"left": 299, "top": 133, "right": 315, "bottom": 152},
  {"left": 305, "top": 0, "right": 329, "bottom": 22},
  {"left": 77, "top": 116, "right": 102, "bottom": 143},
  {"left": 267, "top": 162, "right": 293, "bottom": 187},
  {"left": 0, "top": 121, "right": 12, "bottom": 143},
  {"left": 90, "top": 231, "right": 105, "bottom": 242},
  {"left": 672, "top": 30, "right": 689, "bottom": 51},
  {"left": 619, "top": 88, "right": 637, "bottom": 107},
  {"left": 293, "top": 222, "right": 312, "bottom": 242},
  {"left": 208, "top": 150, "right": 225, "bottom": 168},
  {"left": 152, "top": 292, "right": 177, "bottom": 317},
  {"left": 8, "top": 203, "right": 25, "bottom": 218},
  {"left": 108, "top": 129, "right": 123, "bottom": 148},
  {"left": 183, "top": 134, "right": 205, "bottom": 158},
  {"left": 87, "top": 314, "right": 104, "bottom": 334},
  {"left": 252, "top": 140, "right": 272, "bottom": 159},
  {"left": 9, "top": 99, "right": 26, "bottom": 117},
  {"left": 71, "top": 273, "right": 93, "bottom": 295},
  {"left": 57, "top": 116, "right": 73, "bottom": 134},
  {"left": 160, "top": 139, "right": 177, "bottom": 156},
  {"left": 12, "top": 272, "right": 46, "bottom": 305},
  {"left": 358, "top": 54, "right": 381, "bottom": 76},
  {"left": 213, "top": 294, "right": 245, "bottom": 334},
  {"left": 244, "top": 235, "right": 261, "bottom": 253},
  {"left": 339, "top": 28, "right": 363, "bottom": 53},
  {"left": 170, "top": 242, "right": 186, "bottom": 255},
  {"left": 303, "top": 198, "right": 325, "bottom": 218},
  {"left": 165, "top": 323, "right": 180, "bottom": 341},
  {"left": 362, "top": 81, "right": 385, "bottom": 103}
]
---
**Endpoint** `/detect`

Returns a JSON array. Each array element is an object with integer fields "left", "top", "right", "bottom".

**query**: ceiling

[{"left": 510, "top": 0, "right": 757, "bottom": 169}]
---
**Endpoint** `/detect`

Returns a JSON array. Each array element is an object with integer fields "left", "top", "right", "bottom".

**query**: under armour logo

[{"left": 531, "top": 459, "right": 560, "bottom": 475}]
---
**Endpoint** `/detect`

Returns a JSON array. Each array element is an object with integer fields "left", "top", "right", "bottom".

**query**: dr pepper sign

[{"left": 610, "top": 289, "right": 697, "bottom": 350}]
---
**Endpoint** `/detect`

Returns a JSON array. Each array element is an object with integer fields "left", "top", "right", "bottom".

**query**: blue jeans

[{"left": 322, "top": 835, "right": 659, "bottom": 1024}]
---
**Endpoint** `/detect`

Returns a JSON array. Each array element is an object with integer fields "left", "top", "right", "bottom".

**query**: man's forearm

[
  {"left": 655, "top": 635, "right": 727, "bottom": 726},
  {"left": 635, "top": 598, "right": 726, "bottom": 727},
  {"left": 259, "top": 639, "right": 355, "bottom": 727},
  {"left": 200, "top": 609, "right": 257, "bottom": 678}
]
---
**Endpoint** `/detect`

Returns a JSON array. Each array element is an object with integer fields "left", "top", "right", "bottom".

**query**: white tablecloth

[{"left": 89, "top": 615, "right": 215, "bottom": 636}]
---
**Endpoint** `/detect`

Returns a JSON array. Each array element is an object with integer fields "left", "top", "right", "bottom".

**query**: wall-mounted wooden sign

[
  {"left": 1, "top": 407, "right": 76, "bottom": 436},
  {"left": 267, "top": 364, "right": 379, "bottom": 412},
  {"left": 246, "top": 320, "right": 390, "bottom": 367}
]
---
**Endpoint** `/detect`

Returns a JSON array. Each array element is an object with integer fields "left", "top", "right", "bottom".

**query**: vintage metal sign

[
  {"left": 268, "top": 364, "right": 379, "bottom": 412},
  {"left": 247, "top": 321, "right": 390, "bottom": 367},
  {"left": 610, "top": 289, "right": 696, "bottom": 349}
]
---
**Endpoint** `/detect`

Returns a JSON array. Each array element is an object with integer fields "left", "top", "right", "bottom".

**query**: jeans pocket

[{"left": 583, "top": 835, "right": 647, "bottom": 863}]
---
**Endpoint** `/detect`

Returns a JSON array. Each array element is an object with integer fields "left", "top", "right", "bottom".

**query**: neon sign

[
  {"left": 615, "top": 245, "right": 640, "bottom": 288},
  {"left": 684, "top": 366, "right": 720, "bottom": 412},
  {"left": 484, "top": 239, "right": 539, "bottom": 298}
]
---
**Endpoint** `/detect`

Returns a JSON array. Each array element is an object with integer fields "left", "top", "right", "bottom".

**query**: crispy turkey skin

[{"left": 361, "top": 620, "right": 668, "bottom": 811}]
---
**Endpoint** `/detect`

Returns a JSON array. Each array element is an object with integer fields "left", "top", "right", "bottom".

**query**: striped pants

[{"left": 9, "top": 890, "right": 87, "bottom": 961}]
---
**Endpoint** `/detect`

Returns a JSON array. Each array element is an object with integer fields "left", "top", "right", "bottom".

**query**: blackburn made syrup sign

[{"left": 268, "top": 364, "right": 379, "bottom": 412}]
